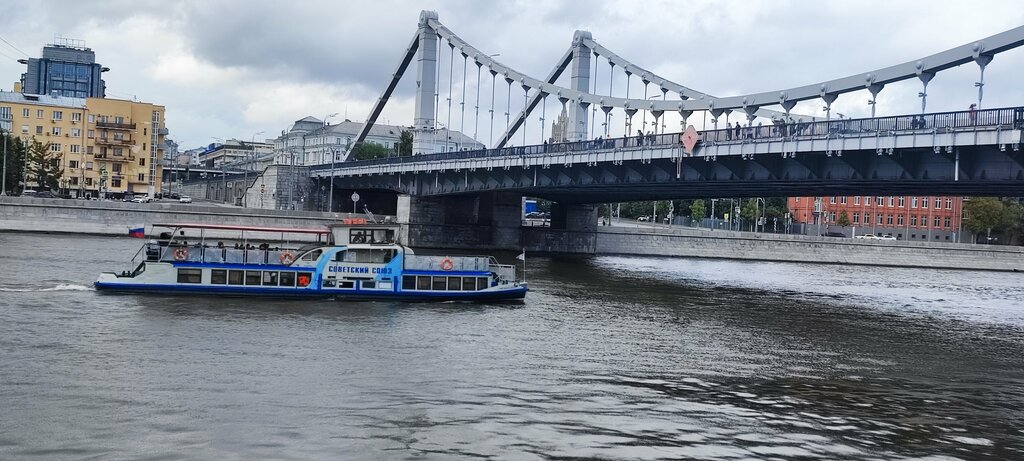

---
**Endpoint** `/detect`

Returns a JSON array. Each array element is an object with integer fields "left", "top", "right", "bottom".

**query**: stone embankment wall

[{"left": 524, "top": 225, "right": 1024, "bottom": 272}]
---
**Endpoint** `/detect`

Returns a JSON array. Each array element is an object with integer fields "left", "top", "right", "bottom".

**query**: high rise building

[
  {"left": 18, "top": 37, "right": 108, "bottom": 98},
  {"left": 0, "top": 91, "right": 166, "bottom": 198},
  {"left": 550, "top": 106, "right": 569, "bottom": 143}
]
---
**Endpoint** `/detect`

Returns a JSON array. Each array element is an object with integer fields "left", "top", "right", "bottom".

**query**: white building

[
  {"left": 273, "top": 116, "right": 485, "bottom": 166},
  {"left": 199, "top": 139, "right": 273, "bottom": 169}
]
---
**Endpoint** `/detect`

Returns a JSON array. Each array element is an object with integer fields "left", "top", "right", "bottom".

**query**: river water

[{"left": 1, "top": 233, "right": 1023, "bottom": 460}]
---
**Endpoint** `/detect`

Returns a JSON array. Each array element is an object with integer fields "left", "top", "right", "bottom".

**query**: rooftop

[{"left": 0, "top": 91, "right": 86, "bottom": 109}]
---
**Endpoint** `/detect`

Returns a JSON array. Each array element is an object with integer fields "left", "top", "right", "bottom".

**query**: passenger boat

[{"left": 95, "top": 221, "right": 527, "bottom": 301}]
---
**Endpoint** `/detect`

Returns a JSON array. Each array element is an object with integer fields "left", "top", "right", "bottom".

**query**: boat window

[
  {"left": 228, "top": 270, "right": 244, "bottom": 285},
  {"left": 403, "top": 276, "right": 416, "bottom": 289},
  {"left": 362, "top": 280, "right": 376, "bottom": 289},
  {"left": 211, "top": 269, "right": 227, "bottom": 285},
  {"left": 300, "top": 249, "right": 322, "bottom": 262},
  {"left": 477, "top": 277, "right": 489, "bottom": 290},
  {"left": 462, "top": 277, "right": 476, "bottom": 291},
  {"left": 279, "top": 272, "right": 295, "bottom": 287},
  {"left": 297, "top": 272, "right": 312, "bottom": 287},
  {"left": 245, "top": 271, "right": 262, "bottom": 285},
  {"left": 447, "top": 277, "right": 462, "bottom": 291},
  {"left": 338, "top": 280, "right": 355, "bottom": 289},
  {"left": 176, "top": 268, "right": 202, "bottom": 284},
  {"left": 417, "top": 276, "right": 431, "bottom": 290},
  {"left": 262, "top": 271, "right": 279, "bottom": 286},
  {"left": 432, "top": 277, "right": 447, "bottom": 290},
  {"left": 343, "top": 249, "right": 395, "bottom": 263},
  {"left": 350, "top": 228, "right": 395, "bottom": 244}
]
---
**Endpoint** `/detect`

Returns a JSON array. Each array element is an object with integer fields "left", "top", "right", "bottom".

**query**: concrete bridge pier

[
  {"left": 396, "top": 192, "right": 523, "bottom": 250},
  {"left": 523, "top": 202, "right": 599, "bottom": 253},
  {"left": 550, "top": 203, "right": 598, "bottom": 232}
]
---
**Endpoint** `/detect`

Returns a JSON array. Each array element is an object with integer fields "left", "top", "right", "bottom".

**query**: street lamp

[
  {"left": 0, "top": 125, "right": 8, "bottom": 196},
  {"left": 243, "top": 130, "right": 264, "bottom": 208},
  {"left": 322, "top": 113, "right": 339, "bottom": 212}
]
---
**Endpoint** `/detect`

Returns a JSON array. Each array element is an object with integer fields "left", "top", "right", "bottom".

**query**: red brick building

[{"left": 787, "top": 195, "right": 966, "bottom": 242}]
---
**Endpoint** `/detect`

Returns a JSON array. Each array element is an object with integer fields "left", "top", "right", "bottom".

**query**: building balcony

[
  {"left": 94, "top": 153, "right": 135, "bottom": 162},
  {"left": 95, "top": 137, "right": 134, "bottom": 146},
  {"left": 96, "top": 121, "right": 136, "bottom": 130}
]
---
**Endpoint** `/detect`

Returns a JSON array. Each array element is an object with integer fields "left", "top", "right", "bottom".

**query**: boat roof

[{"left": 152, "top": 223, "right": 330, "bottom": 234}]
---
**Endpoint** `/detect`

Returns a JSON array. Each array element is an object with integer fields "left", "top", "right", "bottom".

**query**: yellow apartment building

[{"left": 0, "top": 91, "right": 166, "bottom": 198}]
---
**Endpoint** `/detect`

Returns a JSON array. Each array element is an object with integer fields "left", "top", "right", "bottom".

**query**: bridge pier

[{"left": 396, "top": 192, "right": 523, "bottom": 250}]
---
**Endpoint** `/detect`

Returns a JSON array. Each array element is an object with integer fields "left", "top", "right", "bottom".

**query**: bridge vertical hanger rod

[
  {"left": 474, "top": 61, "right": 482, "bottom": 141},
  {"left": 607, "top": 61, "right": 614, "bottom": 136},
  {"left": 460, "top": 52, "right": 467, "bottom": 139},
  {"left": 504, "top": 76, "right": 514, "bottom": 142},
  {"left": 660, "top": 87, "right": 668, "bottom": 134},
  {"left": 641, "top": 79, "right": 648, "bottom": 132},
  {"left": 446, "top": 42, "right": 454, "bottom": 152},
  {"left": 540, "top": 93, "right": 547, "bottom": 144},
  {"left": 623, "top": 70, "right": 631, "bottom": 134},
  {"left": 975, "top": 54, "right": 992, "bottom": 109},
  {"left": 495, "top": 47, "right": 573, "bottom": 148},
  {"left": 522, "top": 83, "right": 529, "bottom": 147},
  {"left": 489, "top": 69, "right": 497, "bottom": 147}
]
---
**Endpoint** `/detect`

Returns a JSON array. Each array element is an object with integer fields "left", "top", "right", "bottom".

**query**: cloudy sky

[{"left": 1, "top": 0, "right": 1022, "bottom": 149}]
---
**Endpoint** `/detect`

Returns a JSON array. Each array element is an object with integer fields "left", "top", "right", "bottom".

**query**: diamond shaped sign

[{"left": 681, "top": 125, "right": 699, "bottom": 154}]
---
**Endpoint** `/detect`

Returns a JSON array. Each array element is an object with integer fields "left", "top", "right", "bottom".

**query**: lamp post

[
  {"left": 322, "top": 113, "right": 338, "bottom": 212},
  {"left": 1, "top": 125, "right": 8, "bottom": 196}
]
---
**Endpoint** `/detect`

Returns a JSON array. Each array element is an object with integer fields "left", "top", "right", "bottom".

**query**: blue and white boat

[{"left": 95, "top": 221, "right": 527, "bottom": 301}]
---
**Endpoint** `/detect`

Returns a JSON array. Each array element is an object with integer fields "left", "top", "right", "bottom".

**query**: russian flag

[{"left": 128, "top": 225, "right": 145, "bottom": 238}]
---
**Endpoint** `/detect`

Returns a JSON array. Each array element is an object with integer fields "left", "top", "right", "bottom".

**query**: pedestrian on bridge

[
  {"left": 968, "top": 103, "right": 977, "bottom": 125},
  {"left": 734, "top": 122, "right": 742, "bottom": 140}
]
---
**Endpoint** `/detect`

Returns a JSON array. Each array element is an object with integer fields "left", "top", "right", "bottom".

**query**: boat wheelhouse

[{"left": 95, "top": 221, "right": 527, "bottom": 301}]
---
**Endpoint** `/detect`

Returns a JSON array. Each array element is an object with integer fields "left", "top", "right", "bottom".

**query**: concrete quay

[{"left": 523, "top": 225, "right": 1024, "bottom": 272}]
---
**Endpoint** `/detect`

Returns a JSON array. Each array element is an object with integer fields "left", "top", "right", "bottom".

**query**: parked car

[
  {"left": 179, "top": 195, "right": 193, "bottom": 203},
  {"left": 19, "top": 190, "right": 37, "bottom": 197},
  {"left": 636, "top": 216, "right": 650, "bottom": 222},
  {"left": 35, "top": 191, "right": 56, "bottom": 198},
  {"left": 131, "top": 196, "right": 151, "bottom": 203},
  {"left": 823, "top": 231, "right": 847, "bottom": 238},
  {"left": 168, "top": 192, "right": 180, "bottom": 200}
]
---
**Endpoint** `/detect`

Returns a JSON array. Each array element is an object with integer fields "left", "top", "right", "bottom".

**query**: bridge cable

[
  {"left": 540, "top": 93, "right": 547, "bottom": 144},
  {"left": 460, "top": 51, "right": 467, "bottom": 141},
  {"left": 642, "top": 79, "right": 648, "bottom": 133},
  {"left": 624, "top": 71, "right": 631, "bottom": 135},
  {"left": 474, "top": 61, "right": 482, "bottom": 141},
  {"left": 522, "top": 84, "right": 528, "bottom": 147},
  {"left": 446, "top": 41, "right": 454, "bottom": 152},
  {"left": 606, "top": 61, "right": 614, "bottom": 136},
  {"left": 489, "top": 68, "right": 497, "bottom": 147},
  {"left": 505, "top": 76, "right": 513, "bottom": 142}
]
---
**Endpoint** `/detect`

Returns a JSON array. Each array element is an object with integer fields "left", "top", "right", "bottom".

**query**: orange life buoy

[
  {"left": 280, "top": 251, "right": 296, "bottom": 265},
  {"left": 297, "top": 274, "right": 310, "bottom": 287},
  {"left": 173, "top": 247, "right": 188, "bottom": 261},
  {"left": 440, "top": 257, "right": 454, "bottom": 271}
]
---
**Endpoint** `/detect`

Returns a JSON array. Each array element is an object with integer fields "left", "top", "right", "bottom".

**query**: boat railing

[
  {"left": 404, "top": 255, "right": 491, "bottom": 272},
  {"left": 490, "top": 263, "right": 518, "bottom": 285},
  {"left": 147, "top": 242, "right": 302, "bottom": 266}
]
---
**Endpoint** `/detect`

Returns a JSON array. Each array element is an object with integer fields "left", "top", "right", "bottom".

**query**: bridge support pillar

[
  {"left": 396, "top": 192, "right": 522, "bottom": 250},
  {"left": 568, "top": 31, "right": 592, "bottom": 142},
  {"left": 551, "top": 203, "right": 598, "bottom": 232},
  {"left": 413, "top": 11, "right": 439, "bottom": 155}
]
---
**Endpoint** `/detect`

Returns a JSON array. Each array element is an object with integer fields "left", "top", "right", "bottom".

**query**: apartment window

[
  {"left": 52, "top": 111, "right": 62, "bottom": 121},
  {"left": 139, "top": 158, "right": 145, "bottom": 166},
  {"left": 49, "top": 144, "right": 61, "bottom": 152},
  {"left": 71, "top": 112, "right": 82, "bottom": 122},
  {"left": 875, "top": 196, "right": 883, "bottom": 206},
  {"left": 85, "top": 177, "right": 93, "bottom": 186},
  {"left": 945, "top": 198, "right": 953, "bottom": 209},
  {"left": 853, "top": 212, "right": 860, "bottom": 223},
  {"left": 840, "top": 196, "right": 847, "bottom": 205},
  {"left": 69, "top": 160, "right": 79, "bottom": 169},
  {"left": 111, "top": 179, "right": 122, "bottom": 187},
  {"left": 85, "top": 161, "right": 93, "bottom": 170},
  {"left": 70, "top": 177, "right": 78, "bottom": 185},
  {"left": 911, "top": 197, "right": 918, "bottom": 208},
  {"left": 113, "top": 147, "right": 123, "bottom": 156},
  {"left": 35, "top": 126, "right": 42, "bottom": 134},
  {"left": 99, "top": 115, "right": 108, "bottom": 123},
  {"left": 944, "top": 217, "right": 951, "bottom": 227},
  {"left": 143, "top": 143, "right": 146, "bottom": 151},
  {"left": 853, "top": 196, "right": 860, "bottom": 205},
  {"left": 898, "top": 196, "right": 905, "bottom": 207},
  {"left": 21, "top": 108, "right": 29, "bottom": 117},
  {"left": 911, "top": 215, "right": 918, "bottom": 226},
  {"left": 70, "top": 145, "right": 80, "bottom": 153},
  {"left": 20, "top": 124, "right": 28, "bottom": 134},
  {"left": 113, "top": 132, "right": 124, "bottom": 141},
  {"left": 886, "top": 214, "right": 894, "bottom": 225},
  {"left": 88, "top": 114, "right": 95, "bottom": 123},
  {"left": 921, "top": 197, "right": 929, "bottom": 208},
  {"left": 138, "top": 173, "right": 145, "bottom": 182},
  {"left": 888, "top": 197, "right": 894, "bottom": 207},
  {"left": 71, "top": 128, "right": 80, "bottom": 137},
  {"left": 87, "top": 129, "right": 95, "bottom": 138},
  {"left": 112, "top": 163, "right": 122, "bottom": 173},
  {"left": 828, "top": 211, "right": 836, "bottom": 222},
  {"left": 52, "top": 126, "right": 61, "bottom": 135},
  {"left": 114, "top": 116, "right": 124, "bottom": 124},
  {"left": 897, "top": 215, "right": 904, "bottom": 226},
  {"left": 934, "top": 216, "right": 941, "bottom": 227},
  {"left": 36, "top": 109, "right": 43, "bottom": 118},
  {"left": 877, "top": 213, "right": 884, "bottom": 225},
  {"left": 829, "top": 196, "right": 836, "bottom": 204},
  {"left": 935, "top": 199, "right": 942, "bottom": 209}
]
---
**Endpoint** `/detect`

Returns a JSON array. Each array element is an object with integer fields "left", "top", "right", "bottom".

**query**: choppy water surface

[{"left": 1, "top": 233, "right": 1023, "bottom": 459}]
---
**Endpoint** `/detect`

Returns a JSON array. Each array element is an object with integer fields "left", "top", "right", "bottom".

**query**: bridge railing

[{"left": 311, "top": 106, "right": 1024, "bottom": 173}]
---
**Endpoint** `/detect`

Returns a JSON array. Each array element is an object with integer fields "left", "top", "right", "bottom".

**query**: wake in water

[{"left": 0, "top": 283, "right": 93, "bottom": 292}]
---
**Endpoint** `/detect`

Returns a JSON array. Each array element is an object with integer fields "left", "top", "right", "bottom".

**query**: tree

[
  {"left": 350, "top": 142, "right": 394, "bottom": 161},
  {"left": 690, "top": 200, "right": 706, "bottom": 223},
  {"left": 741, "top": 199, "right": 759, "bottom": 230},
  {"left": 1, "top": 133, "right": 27, "bottom": 195},
  {"left": 398, "top": 130, "right": 413, "bottom": 156},
  {"left": 837, "top": 210, "right": 852, "bottom": 228},
  {"left": 964, "top": 197, "right": 1012, "bottom": 236},
  {"left": 25, "top": 137, "right": 61, "bottom": 192}
]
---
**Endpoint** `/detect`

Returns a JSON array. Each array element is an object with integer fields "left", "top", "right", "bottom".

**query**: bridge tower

[
  {"left": 568, "top": 31, "right": 592, "bottom": 142},
  {"left": 413, "top": 10, "right": 439, "bottom": 155}
]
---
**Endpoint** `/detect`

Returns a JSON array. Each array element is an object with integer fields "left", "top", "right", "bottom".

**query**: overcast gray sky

[{"left": 1, "top": 0, "right": 1022, "bottom": 149}]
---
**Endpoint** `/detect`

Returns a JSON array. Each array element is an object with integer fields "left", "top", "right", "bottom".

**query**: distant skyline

[{"left": 1, "top": 0, "right": 1022, "bottom": 149}]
